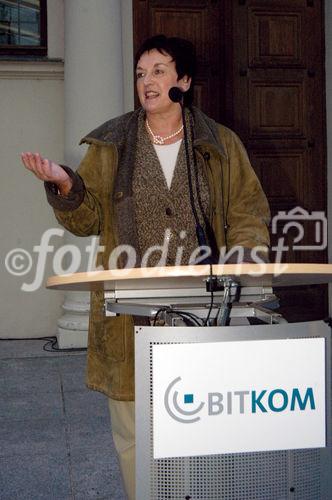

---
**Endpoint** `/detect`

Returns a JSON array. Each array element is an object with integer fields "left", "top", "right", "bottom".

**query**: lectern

[{"left": 47, "top": 263, "right": 332, "bottom": 500}]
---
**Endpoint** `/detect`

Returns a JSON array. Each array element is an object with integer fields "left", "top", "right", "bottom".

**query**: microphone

[{"left": 168, "top": 87, "right": 184, "bottom": 104}]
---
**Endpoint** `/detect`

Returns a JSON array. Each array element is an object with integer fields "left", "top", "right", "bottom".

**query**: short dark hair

[{"left": 134, "top": 34, "right": 196, "bottom": 106}]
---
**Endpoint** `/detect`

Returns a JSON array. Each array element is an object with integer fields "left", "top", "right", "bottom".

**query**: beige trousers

[{"left": 108, "top": 399, "right": 136, "bottom": 500}]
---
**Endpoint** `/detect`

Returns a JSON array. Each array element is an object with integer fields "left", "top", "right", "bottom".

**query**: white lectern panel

[{"left": 153, "top": 338, "right": 326, "bottom": 458}]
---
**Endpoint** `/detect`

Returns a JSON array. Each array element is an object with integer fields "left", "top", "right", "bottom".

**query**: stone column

[{"left": 57, "top": 0, "right": 126, "bottom": 347}]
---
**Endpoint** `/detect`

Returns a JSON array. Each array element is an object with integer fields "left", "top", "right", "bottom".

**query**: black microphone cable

[
  {"left": 189, "top": 117, "right": 219, "bottom": 261},
  {"left": 170, "top": 87, "right": 230, "bottom": 255},
  {"left": 168, "top": 87, "right": 211, "bottom": 264}
]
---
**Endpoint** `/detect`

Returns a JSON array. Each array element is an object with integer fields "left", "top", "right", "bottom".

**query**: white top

[{"left": 153, "top": 139, "right": 182, "bottom": 189}]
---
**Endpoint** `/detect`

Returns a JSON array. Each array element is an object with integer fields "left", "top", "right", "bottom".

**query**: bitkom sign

[{"left": 152, "top": 338, "right": 326, "bottom": 459}]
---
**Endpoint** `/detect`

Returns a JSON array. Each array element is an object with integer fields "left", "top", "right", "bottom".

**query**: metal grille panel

[
  {"left": 150, "top": 453, "right": 290, "bottom": 499},
  {"left": 292, "top": 449, "right": 321, "bottom": 500}
]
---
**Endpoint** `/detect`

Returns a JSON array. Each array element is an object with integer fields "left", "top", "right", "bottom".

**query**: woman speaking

[{"left": 21, "top": 34, "right": 270, "bottom": 499}]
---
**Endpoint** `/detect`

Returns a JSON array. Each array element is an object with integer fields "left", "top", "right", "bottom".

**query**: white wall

[
  {"left": 0, "top": 0, "right": 134, "bottom": 339},
  {"left": 0, "top": 1, "right": 65, "bottom": 338},
  {"left": 0, "top": 69, "right": 65, "bottom": 338}
]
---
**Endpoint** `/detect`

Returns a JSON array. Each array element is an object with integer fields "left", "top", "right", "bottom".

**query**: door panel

[
  {"left": 248, "top": 8, "right": 305, "bottom": 67},
  {"left": 231, "top": 0, "right": 327, "bottom": 320}
]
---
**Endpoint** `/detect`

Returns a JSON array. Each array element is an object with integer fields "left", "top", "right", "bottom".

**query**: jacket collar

[
  {"left": 190, "top": 107, "right": 226, "bottom": 159},
  {"left": 79, "top": 108, "right": 140, "bottom": 148},
  {"left": 80, "top": 106, "right": 226, "bottom": 159}
]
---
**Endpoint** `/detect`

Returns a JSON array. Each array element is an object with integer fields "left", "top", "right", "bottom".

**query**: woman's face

[{"left": 136, "top": 49, "right": 190, "bottom": 115}]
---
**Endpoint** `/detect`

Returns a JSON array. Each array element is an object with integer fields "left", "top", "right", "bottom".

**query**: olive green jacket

[{"left": 45, "top": 107, "right": 270, "bottom": 400}]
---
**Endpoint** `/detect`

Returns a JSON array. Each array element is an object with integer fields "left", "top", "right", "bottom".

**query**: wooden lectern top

[{"left": 46, "top": 263, "right": 332, "bottom": 292}]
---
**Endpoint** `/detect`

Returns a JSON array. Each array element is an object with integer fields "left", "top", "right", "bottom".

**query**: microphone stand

[{"left": 176, "top": 94, "right": 211, "bottom": 265}]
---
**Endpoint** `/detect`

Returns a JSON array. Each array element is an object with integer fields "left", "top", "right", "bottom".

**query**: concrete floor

[{"left": 0, "top": 339, "right": 126, "bottom": 500}]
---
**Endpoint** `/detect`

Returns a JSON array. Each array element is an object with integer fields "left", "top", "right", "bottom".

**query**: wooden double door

[{"left": 133, "top": 0, "right": 327, "bottom": 321}]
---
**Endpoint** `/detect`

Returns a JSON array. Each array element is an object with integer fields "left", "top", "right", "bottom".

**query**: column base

[
  {"left": 56, "top": 295, "right": 90, "bottom": 349},
  {"left": 57, "top": 327, "right": 88, "bottom": 349}
]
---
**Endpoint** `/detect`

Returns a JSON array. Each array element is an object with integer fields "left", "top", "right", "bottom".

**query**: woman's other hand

[{"left": 21, "top": 152, "right": 73, "bottom": 195}]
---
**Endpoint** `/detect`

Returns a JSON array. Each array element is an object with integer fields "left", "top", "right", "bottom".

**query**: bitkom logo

[
  {"left": 164, "top": 377, "right": 316, "bottom": 424},
  {"left": 164, "top": 377, "right": 205, "bottom": 423}
]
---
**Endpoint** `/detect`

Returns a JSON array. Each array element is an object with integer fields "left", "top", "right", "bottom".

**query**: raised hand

[{"left": 21, "top": 152, "right": 73, "bottom": 195}]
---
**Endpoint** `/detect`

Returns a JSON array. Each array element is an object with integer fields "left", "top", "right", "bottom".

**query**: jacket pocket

[
  {"left": 89, "top": 291, "right": 125, "bottom": 362},
  {"left": 102, "top": 315, "right": 126, "bottom": 361}
]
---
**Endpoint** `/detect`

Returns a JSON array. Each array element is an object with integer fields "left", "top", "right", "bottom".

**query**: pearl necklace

[{"left": 146, "top": 120, "right": 183, "bottom": 145}]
